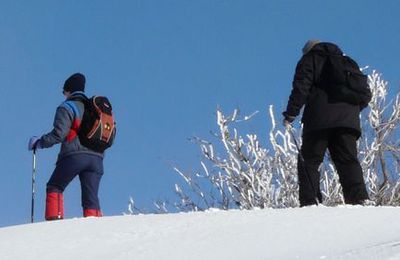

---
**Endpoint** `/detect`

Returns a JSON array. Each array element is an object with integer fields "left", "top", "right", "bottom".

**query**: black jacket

[{"left": 283, "top": 42, "right": 371, "bottom": 137}]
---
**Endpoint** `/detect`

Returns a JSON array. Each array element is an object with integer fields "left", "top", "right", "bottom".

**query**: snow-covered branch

[{"left": 127, "top": 70, "right": 400, "bottom": 214}]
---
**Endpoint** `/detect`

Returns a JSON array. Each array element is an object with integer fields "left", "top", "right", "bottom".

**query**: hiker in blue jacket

[{"left": 28, "top": 73, "right": 104, "bottom": 220}]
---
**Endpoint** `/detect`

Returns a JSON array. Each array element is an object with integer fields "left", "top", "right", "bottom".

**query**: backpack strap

[
  {"left": 67, "top": 93, "right": 89, "bottom": 105},
  {"left": 66, "top": 94, "right": 90, "bottom": 118}
]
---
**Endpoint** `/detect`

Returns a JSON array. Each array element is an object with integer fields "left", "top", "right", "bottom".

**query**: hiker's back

[
  {"left": 59, "top": 92, "right": 104, "bottom": 159},
  {"left": 299, "top": 42, "right": 368, "bottom": 137}
]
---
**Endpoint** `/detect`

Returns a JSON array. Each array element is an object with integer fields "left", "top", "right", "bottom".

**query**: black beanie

[{"left": 63, "top": 73, "right": 86, "bottom": 93}]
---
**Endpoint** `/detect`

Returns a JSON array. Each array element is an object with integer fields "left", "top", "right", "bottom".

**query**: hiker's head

[
  {"left": 63, "top": 73, "right": 86, "bottom": 93},
  {"left": 302, "top": 40, "right": 321, "bottom": 55}
]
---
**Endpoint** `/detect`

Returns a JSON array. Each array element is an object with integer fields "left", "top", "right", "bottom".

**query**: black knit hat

[{"left": 63, "top": 73, "right": 86, "bottom": 93}]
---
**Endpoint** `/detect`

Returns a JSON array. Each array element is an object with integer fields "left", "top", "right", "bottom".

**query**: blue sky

[{"left": 1, "top": 1, "right": 399, "bottom": 226}]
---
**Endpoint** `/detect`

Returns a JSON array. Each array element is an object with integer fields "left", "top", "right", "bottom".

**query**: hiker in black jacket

[{"left": 283, "top": 40, "right": 372, "bottom": 207}]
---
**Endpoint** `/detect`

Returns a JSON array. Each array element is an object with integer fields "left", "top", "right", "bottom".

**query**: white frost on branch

[{"left": 127, "top": 70, "right": 400, "bottom": 214}]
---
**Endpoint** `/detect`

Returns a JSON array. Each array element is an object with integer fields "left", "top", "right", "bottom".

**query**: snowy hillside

[{"left": 1, "top": 207, "right": 400, "bottom": 260}]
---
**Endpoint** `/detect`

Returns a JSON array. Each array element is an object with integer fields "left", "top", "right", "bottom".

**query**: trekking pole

[
  {"left": 31, "top": 149, "right": 37, "bottom": 223},
  {"left": 286, "top": 124, "right": 319, "bottom": 206}
]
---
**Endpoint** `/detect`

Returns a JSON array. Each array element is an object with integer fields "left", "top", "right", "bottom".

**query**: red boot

[
  {"left": 83, "top": 209, "right": 103, "bottom": 217},
  {"left": 45, "top": 192, "right": 64, "bottom": 220}
]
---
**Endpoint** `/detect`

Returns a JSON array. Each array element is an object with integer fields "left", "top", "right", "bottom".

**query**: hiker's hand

[
  {"left": 28, "top": 136, "right": 42, "bottom": 151},
  {"left": 282, "top": 112, "right": 295, "bottom": 128},
  {"left": 283, "top": 119, "right": 292, "bottom": 129}
]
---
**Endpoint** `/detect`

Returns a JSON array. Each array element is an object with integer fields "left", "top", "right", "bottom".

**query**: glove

[
  {"left": 28, "top": 136, "right": 42, "bottom": 151},
  {"left": 282, "top": 112, "right": 296, "bottom": 128}
]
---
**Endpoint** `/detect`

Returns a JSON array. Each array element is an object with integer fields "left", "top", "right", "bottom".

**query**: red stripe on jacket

[{"left": 66, "top": 119, "right": 81, "bottom": 142}]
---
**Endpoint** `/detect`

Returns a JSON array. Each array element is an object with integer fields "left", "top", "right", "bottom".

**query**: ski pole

[
  {"left": 31, "top": 149, "right": 36, "bottom": 223},
  {"left": 286, "top": 124, "right": 319, "bottom": 206}
]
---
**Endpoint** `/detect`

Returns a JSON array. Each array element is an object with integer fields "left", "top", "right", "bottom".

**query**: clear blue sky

[{"left": 1, "top": 1, "right": 399, "bottom": 227}]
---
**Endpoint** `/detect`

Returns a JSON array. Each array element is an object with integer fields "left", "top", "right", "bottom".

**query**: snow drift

[{"left": 1, "top": 207, "right": 400, "bottom": 260}]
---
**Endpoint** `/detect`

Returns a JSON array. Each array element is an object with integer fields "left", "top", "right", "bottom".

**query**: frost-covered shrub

[
  {"left": 127, "top": 71, "right": 400, "bottom": 213},
  {"left": 167, "top": 70, "right": 400, "bottom": 211}
]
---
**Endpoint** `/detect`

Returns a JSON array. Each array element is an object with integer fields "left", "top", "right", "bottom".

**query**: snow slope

[{"left": 1, "top": 207, "right": 400, "bottom": 260}]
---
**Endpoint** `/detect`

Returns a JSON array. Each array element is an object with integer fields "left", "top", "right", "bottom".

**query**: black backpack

[
  {"left": 78, "top": 96, "right": 116, "bottom": 153},
  {"left": 318, "top": 53, "right": 370, "bottom": 105}
]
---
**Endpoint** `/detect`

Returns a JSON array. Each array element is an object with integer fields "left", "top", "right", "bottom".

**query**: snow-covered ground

[{"left": 1, "top": 206, "right": 400, "bottom": 260}]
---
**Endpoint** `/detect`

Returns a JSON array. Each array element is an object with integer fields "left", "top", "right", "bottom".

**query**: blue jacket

[{"left": 40, "top": 92, "right": 103, "bottom": 161}]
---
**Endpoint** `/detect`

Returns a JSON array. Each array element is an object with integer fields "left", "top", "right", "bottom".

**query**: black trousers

[{"left": 298, "top": 128, "right": 369, "bottom": 206}]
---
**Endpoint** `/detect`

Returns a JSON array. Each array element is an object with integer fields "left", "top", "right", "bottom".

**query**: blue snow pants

[{"left": 46, "top": 154, "right": 104, "bottom": 210}]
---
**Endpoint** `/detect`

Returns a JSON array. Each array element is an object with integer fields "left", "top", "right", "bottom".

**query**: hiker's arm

[
  {"left": 359, "top": 87, "right": 372, "bottom": 111},
  {"left": 40, "top": 106, "right": 73, "bottom": 148},
  {"left": 284, "top": 55, "right": 314, "bottom": 118}
]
